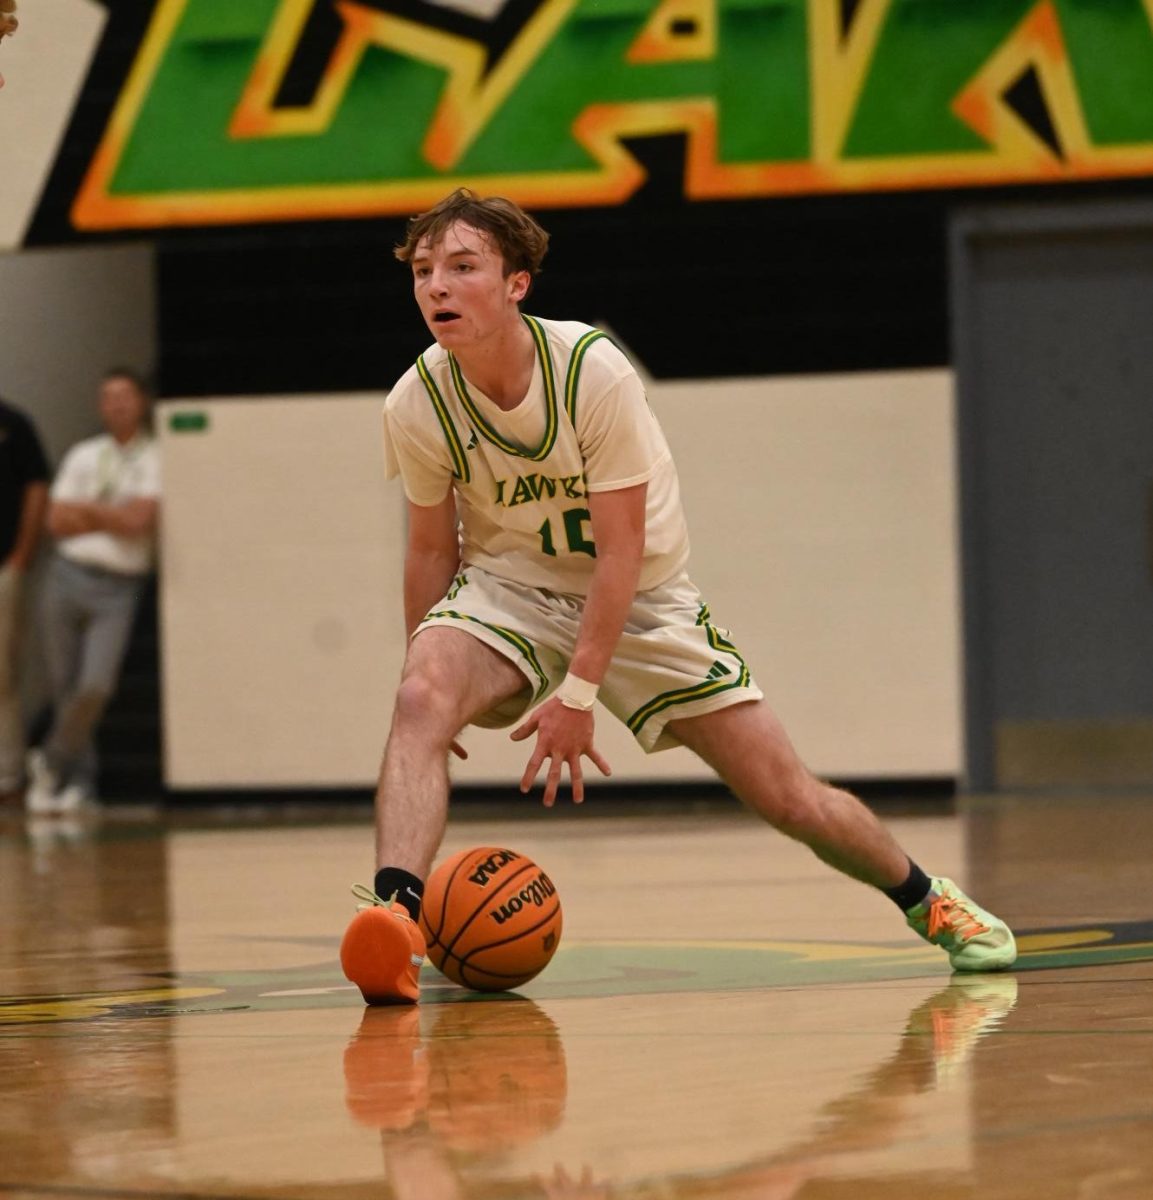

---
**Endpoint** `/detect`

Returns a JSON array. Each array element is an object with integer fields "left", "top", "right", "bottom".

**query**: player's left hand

[{"left": 510, "top": 698, "right": 611, "bottom": 808}]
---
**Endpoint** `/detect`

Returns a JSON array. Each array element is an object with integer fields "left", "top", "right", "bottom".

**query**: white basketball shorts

[{"left": 415, "top": 565, "right": 763, "bottom": 752}]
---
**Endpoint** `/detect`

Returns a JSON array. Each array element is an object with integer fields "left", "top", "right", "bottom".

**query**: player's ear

[{"left": 508, "top": 270, "right": 531, "bottom": 304}]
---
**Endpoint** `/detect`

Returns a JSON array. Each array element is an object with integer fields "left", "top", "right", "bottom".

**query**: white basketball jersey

[{"left": 383, "top": 316, "right": 690, "bottom": 595}]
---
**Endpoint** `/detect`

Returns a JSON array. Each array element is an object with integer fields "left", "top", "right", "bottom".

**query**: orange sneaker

[
  {"left": 341, "top": 885, "right": 425, "bottom": 1005},
  {"left": 343, "top": 1007, "right": 429, "bottom": 1130}
]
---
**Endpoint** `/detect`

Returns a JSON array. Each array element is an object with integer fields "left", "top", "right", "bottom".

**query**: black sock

[
  {"left": 374, "top": 867, "right": 424, "bottom": 921},
  {"left": 882, "top": 860, "right": 935, "bottom": 912}
]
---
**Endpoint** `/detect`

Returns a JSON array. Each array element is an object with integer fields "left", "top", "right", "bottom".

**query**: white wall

[
  {"left": 158, "top": 370, "right": 961, "bottom": 790},
  {"left": 159, "top": 396, "right": 406, "bottom": 788},
  {"left": 0, "top": 243, "right": 157, "bottom": 463},
  {"left": 659, "top": 371, "right": 962, "bottom": 778}
]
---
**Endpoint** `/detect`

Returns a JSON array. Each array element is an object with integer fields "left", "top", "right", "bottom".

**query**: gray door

[{"left": 952, "top": 200, "right": 1153, "bottom": 790}]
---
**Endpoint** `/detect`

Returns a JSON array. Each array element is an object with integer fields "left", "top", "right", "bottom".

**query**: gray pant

[{"left": 39, "top": 555, "right": 146, "bottom": 793}]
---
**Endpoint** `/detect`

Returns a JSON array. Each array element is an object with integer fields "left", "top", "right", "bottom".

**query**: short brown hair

[
  {"left": 394, "top": 188, "right": 550, "bottom": 279},
  {"left": 102, "top": 366, "right": 152, "bottom": 398}
]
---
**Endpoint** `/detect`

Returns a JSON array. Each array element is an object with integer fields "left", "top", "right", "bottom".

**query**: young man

[
  {"left": 0, "top": 396, "right": 50, "bottom": 803},
  {"left": 340, "top": 189, "right": 1016, "bottom": 1004},
  {"left": 26, "top": 368, "right": 161, "bottom": 813}
]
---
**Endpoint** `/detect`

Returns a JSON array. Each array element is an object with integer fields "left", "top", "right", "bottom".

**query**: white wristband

[{"left": 556, "top": 672, "right": 599, "bottom": 711}]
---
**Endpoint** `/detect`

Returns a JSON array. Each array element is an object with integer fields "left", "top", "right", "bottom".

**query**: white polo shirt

[{"left": 51, "top": 433, "right": 162, "bottom": 576}]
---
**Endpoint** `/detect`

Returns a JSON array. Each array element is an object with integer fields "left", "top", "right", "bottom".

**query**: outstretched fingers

[{"left": 511, "top": 701, "right": 612, "bottom": 806}]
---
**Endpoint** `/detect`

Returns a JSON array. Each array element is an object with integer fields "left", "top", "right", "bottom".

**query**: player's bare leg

[
  {"left": 375, "top": 626, "right": 528, "bottom": 879},
  {"left": 668, "top": 700, "right": 912, "bottom": 888},
  {"left": 668, "top": 700, "right": 1017, "bottom": 970},
  {"left": 343, "top": 627, "right": 528, "bottom": 1005}
]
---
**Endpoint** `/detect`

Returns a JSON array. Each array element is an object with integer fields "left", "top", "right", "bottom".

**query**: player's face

[
  {"left": 411, "top": 221, "right": 530, "bottom": 349},
  {"left": 99, "top": 376, "right": 148, "bottom": 443}
]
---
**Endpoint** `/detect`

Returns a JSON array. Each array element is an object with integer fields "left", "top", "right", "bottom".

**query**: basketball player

[{"left": 340, "top": 189, "right": 1017, "bottom": 1004}]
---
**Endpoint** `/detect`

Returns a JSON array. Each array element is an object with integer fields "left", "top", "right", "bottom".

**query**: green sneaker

[
  {"left": 906, "top": 974, "right": 1019, "bottom": 1086},
  {"left": 906, "top": 878, "right": 1017, "bottom": 972}
]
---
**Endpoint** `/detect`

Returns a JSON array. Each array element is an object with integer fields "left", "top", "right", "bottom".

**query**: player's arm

[
  {"left": 0, "top": 0, "right": 17, "bottom": 89},
  {"left": 568, "top": 481, "right": 647, "bottom": 685},
  {"left": 402, "top": 491, "right": 460, "bottom": 638},
  {"left": 511, "top": 481, "right": 647, "bottom": 808}
]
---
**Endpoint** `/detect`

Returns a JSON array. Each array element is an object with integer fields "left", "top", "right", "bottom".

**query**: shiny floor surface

[{"left": 2, "top": 792, "right": 1152, "bottom": 1200}]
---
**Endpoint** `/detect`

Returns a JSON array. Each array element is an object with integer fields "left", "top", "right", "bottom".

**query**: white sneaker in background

[
  {"left": 24, "top": 750, "right": 60, "bottom": 815},
  {"left": 53, "top": 782, "right": 96, "bottom": 814}
]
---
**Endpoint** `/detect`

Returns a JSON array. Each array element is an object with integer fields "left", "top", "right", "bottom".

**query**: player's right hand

[{"left": 0, "top": 0, "right": 17, "bottom": 89}]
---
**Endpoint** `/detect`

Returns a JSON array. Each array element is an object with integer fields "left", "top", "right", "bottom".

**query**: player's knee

[{"left": 391, "top": 671, "right": 461, "bottom": 738}]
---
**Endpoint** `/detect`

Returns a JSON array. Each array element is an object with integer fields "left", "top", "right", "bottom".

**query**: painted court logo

[{"left": 73, "top": 0, "right": 1153, "bottom": 229}]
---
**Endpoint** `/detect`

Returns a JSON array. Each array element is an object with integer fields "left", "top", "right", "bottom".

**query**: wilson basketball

[{"left": 419, "top": 846, "right": 563, "bottom": 992}]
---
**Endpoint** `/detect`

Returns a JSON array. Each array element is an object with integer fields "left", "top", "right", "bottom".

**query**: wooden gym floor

[{"left": 1, "top": 789, "right": 1152, "bottom": 1200}]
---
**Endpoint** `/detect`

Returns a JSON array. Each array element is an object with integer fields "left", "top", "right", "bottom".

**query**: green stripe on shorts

[{"left": 627, "top": 619, "right": 751, "bottom": 736}]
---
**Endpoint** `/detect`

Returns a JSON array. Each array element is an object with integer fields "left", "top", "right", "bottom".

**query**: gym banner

[{"left": 73, "top": 0, "right": 1153, "bottom": 229}]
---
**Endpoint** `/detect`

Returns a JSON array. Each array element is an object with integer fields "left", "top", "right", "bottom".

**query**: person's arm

[
  {"left": 87, "top": 497, "right": 159, "bottom": 537},
  {"left": 0, "top": 0, "right": 17, "bottom": 89},
  {"left": 403, "top": 492, "right": 460, "bottom": 637},
  {"left": 4, "top": 480, "right": 46, "bottom": 571},
  {"left": 510, "top": 481, "right": 647, "bottom": 807},
  {"left": 567, "top": 482, "right": 647, "bottom": 686},
  {"left": 47, "top": 497, "right": 158, "bottom": 540},
  {"left": 46, "top": 499, "right": 97, "bottom": 539}
]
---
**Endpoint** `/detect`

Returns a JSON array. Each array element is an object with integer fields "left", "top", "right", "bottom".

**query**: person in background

[
  {"left": 0, "top": 396, "right": 50, "bottom": 804},
  {"left": 26, "top": 369, "right": 161, "bottom": 813},
  {"left": 0, "top": 0, "right": 17, "bottom": 88}
]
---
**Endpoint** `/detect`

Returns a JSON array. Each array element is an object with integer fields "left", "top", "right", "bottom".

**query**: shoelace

[
  {"left": 927, "top": 895, "right": 991, "bottom": 943},
  {"left": 351, "top": 883, "right": 395, "bottom": 910}
]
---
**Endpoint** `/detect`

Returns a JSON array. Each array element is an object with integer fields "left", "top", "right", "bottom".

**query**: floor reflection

[
  {"left": 0, "top": 811, "right": 176, "bottom": 1191},
  {"left": 2, "top": 800, "right": 1151, "bottom": 1200},
  {"left": 338, "top": 976, "right": 1020, "bottom": 1200},
  {"left": 345, "top": 999, "right": 569, "bottom": 1197}
]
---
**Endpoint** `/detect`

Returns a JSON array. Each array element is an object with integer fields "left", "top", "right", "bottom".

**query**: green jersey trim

[
  {"left": 423, "top": 609, "right": 550, "bottom": 701},
  {"left": 446, "top": 314, "right": 559, "bottom": 462},
  {"left": 416, "top": 355, "right": 471, "bottom": 484},
  {"left": 564, "top": 329, "right": 608, "bottom": 425},
  {"left": 626, "top": 623, "right": 751, "bottom": 736}
]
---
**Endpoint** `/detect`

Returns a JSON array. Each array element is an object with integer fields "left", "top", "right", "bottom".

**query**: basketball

[{"left": 419, "top": 846, "right": 563, "bottom": 992}]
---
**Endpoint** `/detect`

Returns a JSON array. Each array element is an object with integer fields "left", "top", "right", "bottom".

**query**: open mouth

[{"left": 433, "top": 311, "right": 460, "bottom": 324}]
